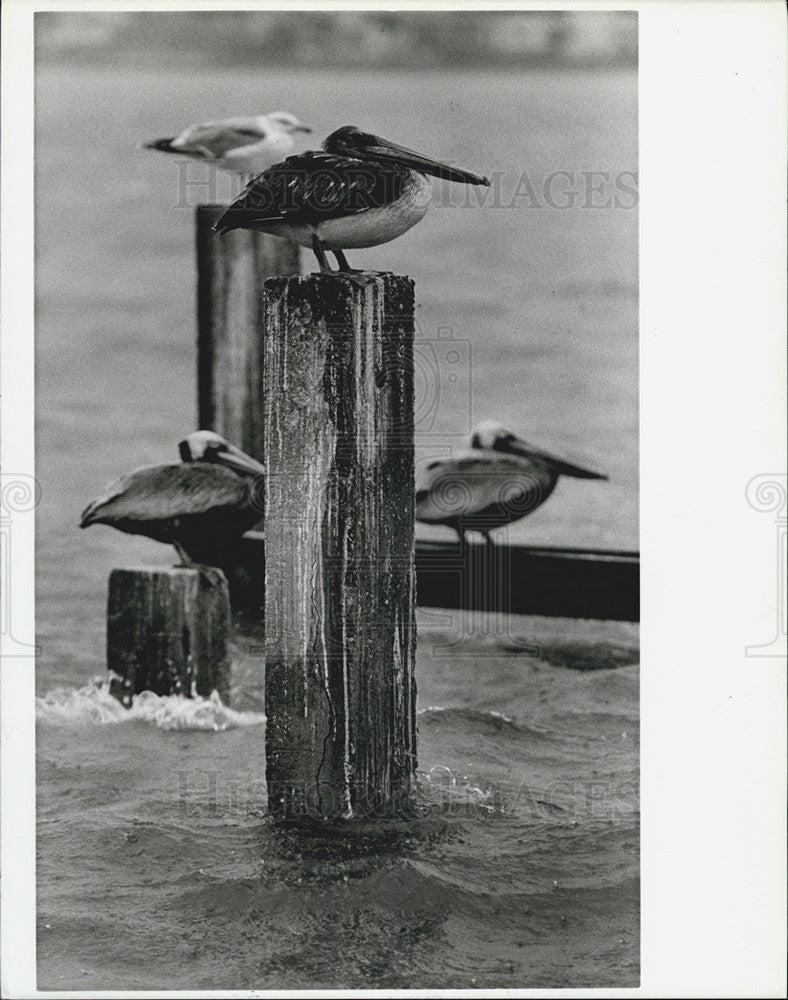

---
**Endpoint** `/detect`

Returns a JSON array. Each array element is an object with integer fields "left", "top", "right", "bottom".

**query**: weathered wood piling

[
  {"left": 196, "top": 204, "right": 301, "bottom": 460},
  {"left": 107, "top": 567, "right": 232, "bottom": 706},
  {"left": 262, "top": 274, "right": 418, "bottom": 820}
]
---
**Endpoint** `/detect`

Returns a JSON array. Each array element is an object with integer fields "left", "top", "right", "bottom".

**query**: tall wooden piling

[
  {"left": 196, "top": 205, "right": 301, "bottom": 460},
  {"left": 262, "top": 274, "right": 417, "bottom": 821}
]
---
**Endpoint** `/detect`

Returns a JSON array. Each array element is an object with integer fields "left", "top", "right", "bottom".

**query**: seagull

[
  {"left": 212, "top": 124, "right": 490, "bottom": 274},
  {"left": 144, "top": 112, "right": 311, "bottom": 175},
  {"left": 80, "top": 431, "right": 266, "bottom": 579},
  {"left": 415, "top": 420, "right": 608, "bottom": 544}
]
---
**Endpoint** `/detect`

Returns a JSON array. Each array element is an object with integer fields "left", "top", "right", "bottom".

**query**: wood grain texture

[
  {"left": 107, "top": 567, "right": 232, "bottom": 706},
  {"left": 262, "top": 274, "right": 417, "bottom": 820},
  {"left": 196, "top": 204, "right": 301, "bottom": 462}
]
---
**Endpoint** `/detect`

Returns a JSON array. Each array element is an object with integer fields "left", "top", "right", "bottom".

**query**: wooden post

[
  {"left": 263, "top": 274, "right": 417, "bottom": 821},
  {"left": 107, "top": 567, "right": 232, "bottom": 706},
  {"left": 195, "top": 204, "right": 301, "bottom": 460}
]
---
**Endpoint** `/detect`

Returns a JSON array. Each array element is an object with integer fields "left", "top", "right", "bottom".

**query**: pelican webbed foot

[
  {"left": 173, "top": 544, "right": 225, "bottom": 589},
  {"left": 339, "top": 272, "right": 385, "bottom": 289},
  {"left": 311, "top": 271, "right": 385, "bottom": 290},
  {"left": 197, "top": 565, "right": 226, "bottom": 589},
  {"left": 331, "top": 249, "right": 392, "bottom": 286},
  {"left": 311, "top": 243, "right": 390, "bottom": 288},
  {"left": 332, "top": 249, "right": 352, "bottom": 271}
]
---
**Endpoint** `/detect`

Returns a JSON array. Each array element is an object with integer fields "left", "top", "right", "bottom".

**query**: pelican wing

[
  {"left": 214, "top": 152, "right": 410, "bottom": 233},
  {"left": 170, "top": 118, "right": 268, "bottom": 159},
  {"left": 80, "top": 463, "right": 251, "bottom": 527},
  {"left": 415, "top": 453, "right": 553, "bottom": 524}
]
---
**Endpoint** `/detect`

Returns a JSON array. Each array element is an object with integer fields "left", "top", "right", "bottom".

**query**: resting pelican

[
  {"left": 144, "top": 112, "right": 311, "bottom": 175},
  {"left": 80, "top": 431, "right": 266, "bottom": 574},
  {"left": 213, "top": 124, "right": 489, "bottom": 273},
  {"left": 415, "top": 420, "right": 608, "bottom": 543}
]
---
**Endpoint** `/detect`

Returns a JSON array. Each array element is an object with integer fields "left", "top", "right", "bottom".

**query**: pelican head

[
  {"left": 468, "top": 420, "right": 608, "bottom": 480},
  {"left": 179, "top": 431, "right": 266, "bottom": 477},
  {"left": 323, "top": 125, "right": 490, "bottom": 186},
  {"left": 266, "top": 111, "right": 311, "bottom": 134},
  {"left": 468, "top": 420, "right": 522, "bottom": 452}
]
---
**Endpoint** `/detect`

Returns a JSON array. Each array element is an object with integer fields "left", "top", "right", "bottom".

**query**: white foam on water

[
  {"left": 418, "top": 705, "right": 516, "bottom": 726},
  {"left": 418, "top": 765, "right": 497, "bottom": 812},
  {"left": 36, "top": 677, "right": 266, "bottom": 731}
]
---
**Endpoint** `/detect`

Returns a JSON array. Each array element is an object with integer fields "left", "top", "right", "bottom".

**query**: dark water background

[{"left": 35, "top": 64, "right": 638, "bottom": 989}]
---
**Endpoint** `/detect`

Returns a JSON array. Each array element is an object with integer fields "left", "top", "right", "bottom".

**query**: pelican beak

[
  {"left": 295, "top": 124, "right": 312, "bottom": 133},
  {"left": 366, "top": 134, "right": 490, "bottom": 186},
  {"left": 217, "top": 444, "right": 267, "bottom": 478},
  {"left": 505, "top": 436, "right": 608, "bottom": 480}
]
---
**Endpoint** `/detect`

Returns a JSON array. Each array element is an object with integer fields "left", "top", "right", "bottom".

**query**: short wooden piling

[
  {"left": 107, "top": 567, "right": 232, "bottom": 706},
  {"left": 196, "top": 205, "right": 301, "bottom": 460},
  {"left": 263, "top": 274, "right": 417, "bottom": 821}
]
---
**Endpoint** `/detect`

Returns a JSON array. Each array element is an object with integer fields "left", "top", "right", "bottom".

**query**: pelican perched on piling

[
  {"left": 213, "top": 125, "right": 490, "bottom": 273},
  {"left": 80, "top": 431, "right": 266, "bottom": 573},
  {"left": 144, "top": 112, "right": 311, "bottom": 175},
  {"left": 415, "top": 420, "right": 608, "bottom": 543}
]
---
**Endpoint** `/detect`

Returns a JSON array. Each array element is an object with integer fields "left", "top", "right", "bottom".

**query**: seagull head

[
  {"left": 323, "top": 126, "right": 490, "bottom": 186},
  {"left": 179, "top": 431, "right": 266, "bottom": 477}
]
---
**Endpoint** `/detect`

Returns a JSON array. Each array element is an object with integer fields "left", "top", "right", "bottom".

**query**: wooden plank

[
  {"left": 106, "top": 567, "right": 232, "bottom": 706},
  {"left": 195, "top": 204, "right": 300, "bottom": 461},
  {"left": 226, "top": 533, "right": 640, "bottom": 623},
  {"left": 415, "top": 539, "right": 639, "bottom": 622},
  {"left": 262, "top": 274, "right": 417, "bottom": 820}
]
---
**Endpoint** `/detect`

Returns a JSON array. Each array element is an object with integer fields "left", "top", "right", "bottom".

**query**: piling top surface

[
  {"left": 109, "top": 566, "right": 228, "bottom": 580},
  {"left": 264, "top": 272, "right": 413, "bottom": 294},
  {"left": 264, "top": 272, "right": 415, "bottom": 331}
]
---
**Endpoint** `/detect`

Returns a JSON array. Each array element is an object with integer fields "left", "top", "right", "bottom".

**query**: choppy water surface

[{"left": 35, "top": 63, "right": 638, "bottom": 989}]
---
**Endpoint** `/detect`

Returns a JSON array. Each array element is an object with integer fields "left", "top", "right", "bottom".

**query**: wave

[{"left": 35, "top": 677, "right": 266, "bottom": 731}]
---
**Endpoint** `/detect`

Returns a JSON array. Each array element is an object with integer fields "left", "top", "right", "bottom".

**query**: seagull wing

[
  {"left": 80, "top": 463, "right": 251, "bottom": 527},
  {"left": 170, "top": 118, "right": 268, "bottom": 159},
  {"left": 214, "top": 152, "right": 410, "bottom": 233}
]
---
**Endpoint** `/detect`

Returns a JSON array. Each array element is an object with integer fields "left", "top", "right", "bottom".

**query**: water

[{"left": 35, "top": 64, "right": 638, "bottom": 988}]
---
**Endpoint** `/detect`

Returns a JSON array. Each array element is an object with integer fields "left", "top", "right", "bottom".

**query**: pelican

[
  {"left": 213, "top": 124, "right": 490, "bottom": 274},
  {"left": 80, "top": 431, "right": 266, "bottom": 576},
  {"left": 415, "top": 420, "right": 608, "bottom": 543},
  {"left": 144, "top": 112, "right": 311, "bottom": 175}
]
